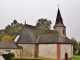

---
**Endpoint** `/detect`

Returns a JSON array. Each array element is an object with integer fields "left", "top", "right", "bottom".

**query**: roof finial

[
  {"left": 58, "top": 5, "right": 59, "bottom": 8},
  {"left": 24, "top": 20, "right": 26, "bottom": 25}
]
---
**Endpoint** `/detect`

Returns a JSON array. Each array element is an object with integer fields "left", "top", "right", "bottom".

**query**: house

[
  {"left": 0, "top": 8, "right": 73, "bottom": 60},
  {"left": 0, "top": 41, "right": 22, "bottom": 58}
]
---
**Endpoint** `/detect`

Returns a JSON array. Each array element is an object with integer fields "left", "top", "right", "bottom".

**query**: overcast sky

[{"left": 0, "top": 0, "right": 80, "bottom": 41}]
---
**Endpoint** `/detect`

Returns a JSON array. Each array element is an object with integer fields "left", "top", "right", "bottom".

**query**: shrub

[
  {"left": 78, "top": 49, "right": 80, "bottom": 55},
  {"left": 2, "top": 52, "right": 14, "bottom": 60}
]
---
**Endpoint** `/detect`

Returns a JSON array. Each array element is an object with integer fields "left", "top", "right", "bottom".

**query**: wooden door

[{"left": 65, "top": 53, "right": 68, "bottom": 60}]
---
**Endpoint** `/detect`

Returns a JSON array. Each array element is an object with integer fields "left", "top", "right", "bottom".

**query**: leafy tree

[
  {"left": 77, "top": 42, "right": 80, "bottom": 55},
  {"left": 14, "top": 26, "right": 22, "bottom": 33},
  {"left": 78, "top": 49, "right": 80, "bottom": 55},
  {"left": 0, "top": 20, "right": 23, "bottom": 41},
  {"left": 13, "top": 19, "right": 17, "bottom": 24},
  {"left": 0, "top": 30, "right": 5, "bottom": 40},
  {"left": 4, "top": 25, "right": 16, "bottom": 36},
  {"left": 1, "top": 35, "right": 13, "bottom": 41},
  {"left": 36, "top": 18, "right": 52, "bottom": 29},
  {"left": 5, "top": 25, "right": 11, "bottom": 29},
  {"left": 70, "top": 37, "right": 78, "bottom": 54}
]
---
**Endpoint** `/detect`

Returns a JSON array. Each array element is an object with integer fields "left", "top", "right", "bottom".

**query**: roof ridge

[
  {"left": 24, "top": 24, "right": 53, "bottom": 31},
  {"left": 17, "top": 25, "right": 34, "bottom": 43},
  {"left": 39, "top": 33, "right": 58, "bottom": 36},
  {"left": 26, "top": 25, "right": 35, "bottom": 43},
  {"left": 36, "top": 36, "right": 40, "bottom": 43}
]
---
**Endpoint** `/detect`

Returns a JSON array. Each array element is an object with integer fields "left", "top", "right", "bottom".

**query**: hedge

[{"left": 11, "top": 58, "right": 43, "bottom": 60}]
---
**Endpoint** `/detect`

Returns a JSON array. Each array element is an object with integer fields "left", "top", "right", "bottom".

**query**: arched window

[
  {"left": 65, "top": 53, "right": 68, "bottom": 60},
  {"left": 63, "top": 30, "right": 64, "bottom": 34}
]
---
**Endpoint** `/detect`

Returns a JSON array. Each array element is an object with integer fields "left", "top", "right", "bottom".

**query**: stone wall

[
  {"left": 18, "top": 44, "right": 35, "bottom": 58},
  {"left": 10, "top": 49, "right": 21, "bottom": 58},
  {"left": 38, "top": 44, "right": 57, "bottom": 59}
]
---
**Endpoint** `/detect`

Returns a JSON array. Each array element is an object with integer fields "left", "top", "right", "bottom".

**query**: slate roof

[
  {"left": 15, "top": 24, "right": 72, "bottom": 44},
  {"left": 37, "top": 34, "right": 71, "bottom": 44},
  {"left": 0, "top": 41, "right": 22, "bottom": 49},
  {"left": 54, "top": 8, "right": 66, "bottom": 28}
]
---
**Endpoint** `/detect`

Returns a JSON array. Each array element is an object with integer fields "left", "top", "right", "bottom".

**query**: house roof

[
  {"left": 15, "top": 24, "right": 72, "bottom": 44},
  {"left": 0, "top": 41, "right": 22, "bottom": 49}
]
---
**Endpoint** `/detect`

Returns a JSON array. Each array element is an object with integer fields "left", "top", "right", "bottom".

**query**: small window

[
  {"left": 63, "top": 30, "right": 64, "bottom": 34},
  {"left": 6, "top": 50, "right": 10, "bottom": 52}
]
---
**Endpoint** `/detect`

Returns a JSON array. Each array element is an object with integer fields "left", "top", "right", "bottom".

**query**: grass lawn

[
  {"left": 11, "top": 55, "right": 80, "bottom": 60},
  {"left": 11, "top": 58, "right": 53, "bottom": 60},
  {"left": 73, "top": 55, "right": 80, "bottom": 60},
  {"left": 11, "top": 58, "right": 43, "bottom": 60}
]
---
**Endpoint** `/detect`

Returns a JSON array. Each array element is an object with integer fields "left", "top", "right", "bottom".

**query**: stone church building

[{"left": 0, "top": 8, "right": 73, "bottom": 60}]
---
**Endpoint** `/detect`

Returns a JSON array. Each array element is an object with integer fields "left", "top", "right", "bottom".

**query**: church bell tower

[{"left": 53, "top": 8, "right": 66, "bottom": 36}]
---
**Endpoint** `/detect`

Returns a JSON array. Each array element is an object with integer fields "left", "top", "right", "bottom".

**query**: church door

[{"left": 65, "top": 53, "right": 68, "bottom": 60}]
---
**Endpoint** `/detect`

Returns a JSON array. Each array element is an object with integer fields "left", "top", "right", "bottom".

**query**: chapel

[
  {"left": 14, "top": 8, "right": 73, "bottom": 60},
  {"left": 0, "top": 8, "right": 73, "bottom": 60}
]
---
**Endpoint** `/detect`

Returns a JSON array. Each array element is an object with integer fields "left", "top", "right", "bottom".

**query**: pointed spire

[
  {"left": 54, "top": 7, "right": 66, "bottom": 28},
  {"left": 54, "top": 8, "right": 64, "bottom": 26},
  {"left": 53, "top": 7, "right": 66, "bottom": 36}
]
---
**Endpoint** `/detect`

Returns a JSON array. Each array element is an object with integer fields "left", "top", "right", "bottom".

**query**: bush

[
  {"left": 78, "top": 49, "right": 80, "bottom": 55},
  {"left": 2, "top": 52, "right": 14, "bottom": 60}
]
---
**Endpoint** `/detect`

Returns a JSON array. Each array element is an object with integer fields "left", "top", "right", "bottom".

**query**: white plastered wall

[
  {"left": 60, "top": 44, "right": 72, "bottom": 59},
  {"left": 39, "top": 44, "right": 57, "bottom": 59}
]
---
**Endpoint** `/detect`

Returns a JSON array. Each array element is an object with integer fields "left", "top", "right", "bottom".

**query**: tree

[
  {"left": 13, "top": 19, "right": 17, "bottom": 24},
  {"left": 1, "top": 35, "right": 13, "bottom": 41},
  {"left": 5, "top": 25, "right": 11, "bottom": 29},
  {"left": 0, "top": 30, "right": 5, "bottom": 41},
  {"left": 36, "top": 18, "right": 52, "bottom": 29},
  {"left": 77, "top": 42, "right": 80, "bottom": 55},
  {"left": 70, "top": 37, "right": 78, "bottom": 54},
  {"left": 0, "top": 20, "right": 23, "bottom": 41},
  {"left": 4, "top": 25, "right": 16, "bottom": 36}
]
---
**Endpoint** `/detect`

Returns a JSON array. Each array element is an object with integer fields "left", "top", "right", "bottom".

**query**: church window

[{"left": 63, "top": 30, "right": 64, "bottom": 34}]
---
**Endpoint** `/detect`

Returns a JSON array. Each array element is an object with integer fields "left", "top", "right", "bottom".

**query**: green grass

[
  {"left": 73, "top": 55, "right": 80, "bottom": 60},
  {"left": 11, "top": 58, "right": 43, "bottom": 60},
  {"left": 11, "top": 58, "right": 53, "bottom": 60},
  {"left": 11, "top": 55, "right": 80, "bottom": 60}
]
